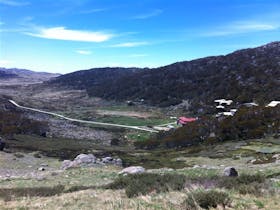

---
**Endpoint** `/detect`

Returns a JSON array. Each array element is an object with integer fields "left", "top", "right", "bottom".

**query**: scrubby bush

[
  {"left": 220, "top": 174, "right": 265, "bottom": 187},
  {"left": 0, "top": 108, "right": 48, "bottom": 138},
  {"left": 105, "top": 173, "right": 186, "bottom": 197},
  {"left": 14, "top": 153, "right": 24, "bottom": 158},
  {"left": 136, "top": 106, "right": 280, "bottom": 150},
  {"left": 184, "top": 189, "right": 231, "bottom": 210},
  {"left": 0, "top": 185, "right": 64, "bottom": 201},
  {"left": 33, "top": 152, "right": 42, "bottom": 158},
  {"left": 219, "top": 174, "right": 266, "bottom": 196}
]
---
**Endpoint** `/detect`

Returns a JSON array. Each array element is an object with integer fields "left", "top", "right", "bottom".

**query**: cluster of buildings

[
  {"left": 153, "top": 99, "right": 279, "bottom": 130},
  {"left": 215, "top": 99, "right": 280, "bottom": 118},
  {"left": 172, "top": 99, "right": 279, "bottom": 128},
  {"left": 214, "top": 99, "right": 236, "bottom": 117}
]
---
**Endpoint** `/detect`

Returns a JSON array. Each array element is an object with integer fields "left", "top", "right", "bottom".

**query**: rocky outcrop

[
  {"left": 61, "top": 154, "right": 122, "bottom": 170},
  {"left": 102, "top": 157, "right": 122, "bottom": 166},
  {"left": 74, "top": 154, "right": 96, "bottom": 164}
]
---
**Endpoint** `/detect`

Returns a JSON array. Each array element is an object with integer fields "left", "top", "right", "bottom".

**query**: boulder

[
  {"left": 61, "top": 160, "right": 80, "bottom": 170},
  {"left": 61, "top": 160, "right": 73, "bottom": 170},
  {"left": 249, "top": 159, "right": 257, "bottom": 164},
  {"left": 102, "top": 156, "right": 113, "bottom": 163},
  {"left": 113, "top": 158, "right": 123, "bottom": 166},
  {"left": 223, "top": 167, "right": 238, "bottom": 177},
  {"left": 272, "top": 154, "right": 280, "bottom": 159},
  {"left": 61, "top": 154, "right": 122, "bottom": 170},
  {"left": 119, "top": 166, "right": 145, "bottom": 175},
  {"left": 74, "top": 154, "right": 96, "bottom": 164},
  {"left": 40, "top": 163, "right": 48, "bottom": 167}
]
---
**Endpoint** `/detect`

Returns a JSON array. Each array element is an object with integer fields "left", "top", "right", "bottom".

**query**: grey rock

[
  {"left": 102, "top": 156, "right": 113, "bottom": 163},
  {"left": 40, "top": 163, "right": 48, "bottom": 167},
  {"left": 61, "top": 154, "right": 122, "bottom": 170},
  {"left": 114, "top": 158, "right": 123, "bottom": 166},
  {"left": 250, "top": 159, "right": 257, "bottom": 164},
  {"left": 74, "top": 154, "right": 96, "bottom": 164},
  {"left": 61, "top": 160, "right": 73, "bottom": 170},
  {"left": 192, "top": 165, "right": 200, "bottom": 168},
  {"left": 119, "top": 166, "right": 145, "bottom": 175},
  {"left": 223, "top": 167, "right": 238, "bottom": 177},
  {"left": 36, "top": 176, "right": 46, "bottom": 181},
  {"left": 272, "top": 154, "right": 280, "bottom": 159}
]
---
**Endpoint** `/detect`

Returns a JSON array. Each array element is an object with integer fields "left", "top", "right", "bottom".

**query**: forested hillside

[{"left": 49, "top": 42, "right": 280, "bottom": 113}]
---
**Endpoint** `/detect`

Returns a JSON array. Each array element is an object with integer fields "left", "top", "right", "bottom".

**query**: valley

[{"left": 0, "top": 42, "right": 279, "bottom": 209}]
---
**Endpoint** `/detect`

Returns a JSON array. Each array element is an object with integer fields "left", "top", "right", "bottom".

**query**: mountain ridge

[
  {"left": 47, "top": 41, "right": 280, "bottom": 113},
  {"left": 0, "top": 68, "right": 60, "bottom": 84}
]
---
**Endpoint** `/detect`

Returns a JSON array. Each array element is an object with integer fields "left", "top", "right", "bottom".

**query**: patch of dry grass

[{"left": 1, "top": 187, "right": 280, "bottom": 210}]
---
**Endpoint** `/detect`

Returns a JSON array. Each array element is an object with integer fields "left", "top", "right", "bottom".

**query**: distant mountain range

[
  {"left": 0, "top": 70, "right": 18, "bottom": 79},
  {"left": 0, "top": 68, "right": 60, "bottom": 84},
  {"left": 48, "top": 41, "right": 280, "bottom": 113}
]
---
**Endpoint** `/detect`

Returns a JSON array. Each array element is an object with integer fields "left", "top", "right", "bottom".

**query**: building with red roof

[{"left": 177, "top": 117, "right": 198, "bottom": 126}]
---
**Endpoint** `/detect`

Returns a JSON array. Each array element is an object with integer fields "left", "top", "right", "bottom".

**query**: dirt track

[{"left": 9, "top": 100, "right": 159, "bottom": 133}]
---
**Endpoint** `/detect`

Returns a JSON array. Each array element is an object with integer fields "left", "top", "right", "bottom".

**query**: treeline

[{"left": 135, "top": 106, "right": 280, "bottom": 149}]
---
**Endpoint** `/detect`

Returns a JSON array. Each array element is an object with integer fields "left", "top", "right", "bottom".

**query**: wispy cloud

[
  {"left": 203, "top": 21, "right": 279, "bottom": 37},
  {"left": 0, "top": 0, "right": 29, "bottom": 6},
  {"left": 110, "top": 41, "right": 148, "bottom": 48},
  {"left": 132, "top": 9, "right": 163, "bottom": 20},
  {"left": 80, "top": 8, "right": 108, "bottom": 14},
  {"left": 0, "top": 21, "right": 4, "bottom": 25},
  {"left": 25, "top": 27, "right": 114, "bottom": 42},
  {"left": 76, "top": 50, "right": 92, "bottom": 55}
]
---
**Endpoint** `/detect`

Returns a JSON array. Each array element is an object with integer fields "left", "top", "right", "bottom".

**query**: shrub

[
  {"left": 237, "top": 184, "right": 263, "bottom": 196},
  {"left": 0, "top": 185, "right": 65, "bottom": 201},
  {"left": 184, "top": 189, "right": 231, "bottom": 210},
  {"left": 105, "top": 173, "right": 186, "bottom": 197},
  {"left": 65, "top": 185, "right": 98, "bottom": 193},
  {"left": 219, "top": 174, "right": 266, "bottom": 196},
  {"left": 0, "top": 108, "right": 48, "bottom": 138},
  {"left": 33, "top": 152, "right": 42, "bottom": 158},
  {"left": 219, "top": 174, "right": 265, "bottom": 188},
  {"left": 254, "top": 199, "right": 265, "bottom": 209},
  {"left": 136, "top": 106, "right": 280, "bottom": 150},
  {"left": 14, "top": 153, "right": 24, "bottom": 158},
  {"left": 237, "top": 173, "right": 265, "bottom": 184}
]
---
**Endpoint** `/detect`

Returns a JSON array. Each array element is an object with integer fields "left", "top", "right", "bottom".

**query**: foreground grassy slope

[{"left": 0, "top": 163, "right": 280, "bottom": 209}]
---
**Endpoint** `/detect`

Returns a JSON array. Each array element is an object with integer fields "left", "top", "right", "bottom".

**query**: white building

[
  {"left": 266, "top": 101, "right": 280, "bottom": 107},
  {"left": 214, "top": 99, "right": 233, "bottom": 106}
]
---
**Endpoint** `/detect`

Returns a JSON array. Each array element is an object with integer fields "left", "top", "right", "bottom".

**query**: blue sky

[{"left": 1, "top": 0, "right": 280, "bottom": 73}]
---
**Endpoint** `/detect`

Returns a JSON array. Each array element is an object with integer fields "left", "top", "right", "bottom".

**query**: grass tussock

[
  {"left": 184, "top": 189, "right": 231, "bottom": 210},
  {"left": 65, "top": 185, "right": 98, "bottom": 193},
  {"left": 219, "top": 173, "right": 267, "bottom": 196},
  {"left": 0, "top": 185, "right": 65, "bottom": 201},
  {"left": 105, "top": 173, "right": 186, "bottom": 197}
]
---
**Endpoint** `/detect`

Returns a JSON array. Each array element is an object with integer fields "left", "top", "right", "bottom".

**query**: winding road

[{"left": 9, "top": 100, "right": 160, "bottom": 133}]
